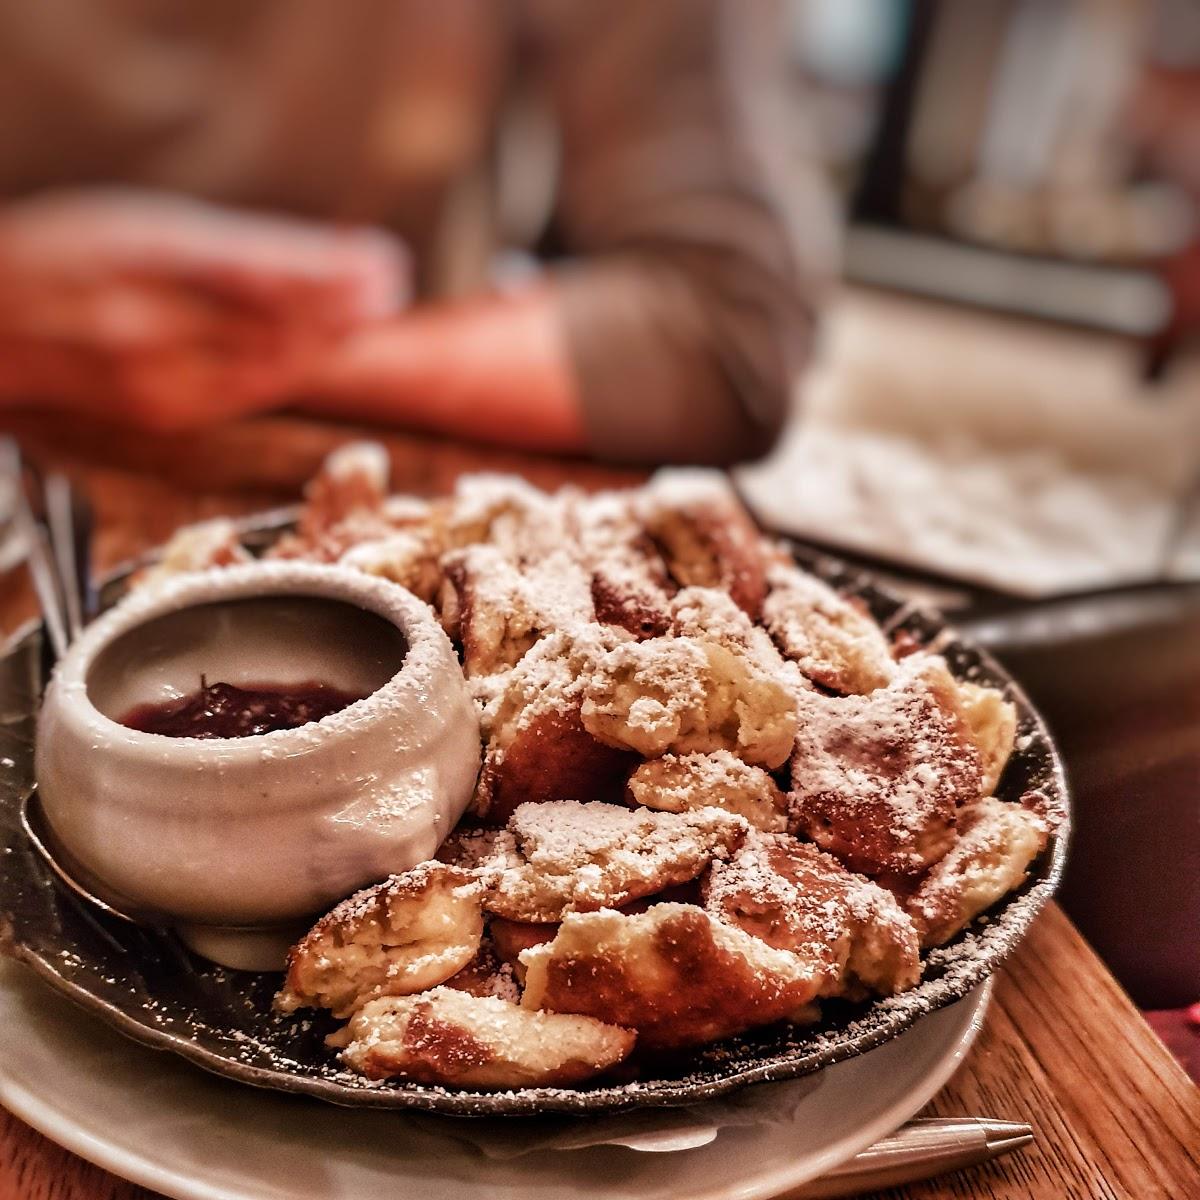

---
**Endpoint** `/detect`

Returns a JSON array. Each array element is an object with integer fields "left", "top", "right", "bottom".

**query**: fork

[
  {"left": 0, "top": 442, "right": 140, "bottom": 922},
  {"left": 1, "top": 438, "right": 93, "bottom": 661}
]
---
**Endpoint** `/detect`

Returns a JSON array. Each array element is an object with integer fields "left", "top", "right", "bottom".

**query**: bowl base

[{"left": 176, "top": 922, "right": 305, "bottom": 972}]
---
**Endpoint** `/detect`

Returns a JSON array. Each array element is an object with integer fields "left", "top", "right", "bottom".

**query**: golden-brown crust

[
  {"left": 762, "top": 562, "right": 896, "bottom": 694},
  {"left": 274, "top": 863, "right": 483, "bottom": 1018},
  {"left": 338, "top": 987, "right": 635, "bottom": 1088},
  {"left": 907, "top": 797, "right": 1049, "bottom": 947},
  {"left": 469, "top": 801, "right": 747, "bottom": 923},
  {"left": 571, "top": 492, "right": 676, "bottom": 639},
  {"left": 639, "top": 474, "right": 768, "bottom": 619},
  {"left": 472, "top": 706, "right": 639, "bottom": 824},
  {"left": 626, "top": 751, "right": 788, "bottom": 832},
  {"left": 703, "top": 833, "right": 921, "bottom": 997},
  {"left": 590, "top": 572, "right": 674, "bottom": 639},
  {"left": 440, "top": 545, "right": 594, "bottom": 678},
  {"left": 520, "top": 903, "right": 820, "bottom": 1049},
  {"left": 442, "top": 549, "right": 535, "bottom": 678},
  {"left": 441, "top": 936, "right": 522, "bottom": 1003},
  {"left": 581, "top": 636, "right": 798, "bottom": 768},
  {"left": 789, "top": 655, "right": 983, "bottom": 876},
  {"left": 489, "top": 916, "right": 560, "bottom": 965},
  {"left": 476, "top": 625, "right": 629, "bottom": 752}
]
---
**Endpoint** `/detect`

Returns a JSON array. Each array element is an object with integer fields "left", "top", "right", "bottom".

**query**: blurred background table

[{"left": 0, "top": 412, "right": 1197, "bottom": 1200}]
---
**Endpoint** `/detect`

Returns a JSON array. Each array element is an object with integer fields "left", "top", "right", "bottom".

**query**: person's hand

[{"left": 0, "top": 188, "right": 408, "bottom": 431}]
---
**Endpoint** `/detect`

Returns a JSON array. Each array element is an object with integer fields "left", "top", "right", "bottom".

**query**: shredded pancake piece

[
  {"left": 956, "top": 682, "right": 1017, "bottom": 796},
  {"left": 441, "top": 936, "right": 522, "bottom": 1004},
  {"left": 462, "top": 800, "right": 747, "bottom": 923},
  {"left": 907, "top": 797, "right": 1049, "bottom": 947},
  {"left": 479, "top": 625, "right": 626, "bottom": 751},
  {"left": 473, "top": 708, "right": 640, "bottom": 823},
  {"left": 762, "top": 562, "right": 896, "bottom": 694},
  {"left": 133, "top": 518, "right": 252, "bottom": 588},
  {"left": 626, "top": 751, "right": 788, "bottom": 832},
  {"left": 440, "top": 545, "right": 593, "bottom": 677},
  {"left": 268, "top": 441, "right": 404, "bottom": 562},
  {"left": 471, "top": 626, "right": 639, "bottom": 821},
  {"left": 703, "top": 833, "right": 921, "bottom": 997},
  {"left": 668, "top": 586, "right": 790, "bottom": 680},
  {"left": 303, "top": 441, "right": 390, "bottom": 529},
  {"left": 339, "top": 530, "right": 444, "bottom": 604},
  {"left": 252, "top": 449, "right": 1060, "bottom": 1090},
  {"left": 581, "top": 635, "right": 798, "bottom": 767},
  {"left": 789, "top": 654, "right": 983, "bottom": 876},
  {"left": 274, "top": 863, "right": 483, "bottom": 1018},
  {"left": 488, "top": 916, "right": 560, "bottom": 981},
  {"left": 335, "top": 987, "right": 635, "bottom": 1088},
  {"left": 520, "top": 903, "right": 821, "bottom": 1049},
  {"left": 570, "top": 492, "right": 675, "bottom": 638},
  {"left": 443, "top": 473, "right": 572, "bottom": 562},
  {"left": 637, "top": 471, "right": 769, "bottom": 618}
]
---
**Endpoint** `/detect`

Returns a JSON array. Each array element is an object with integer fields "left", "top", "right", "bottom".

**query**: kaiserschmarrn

[{"left": 138, "top": 446, "right": 1054, "bottom": 1090}]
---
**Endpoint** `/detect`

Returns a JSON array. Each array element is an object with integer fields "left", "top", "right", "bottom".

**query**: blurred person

[
  {"left": 0, "top": 1, "right": 828, "bottom": 465},
  {"left": 1127, "top": 49, "right": 1200, "bottom": 374}
]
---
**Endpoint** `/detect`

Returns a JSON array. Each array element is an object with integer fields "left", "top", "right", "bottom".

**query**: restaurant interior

[{"left": 0, "top": 1, "right": 1197, "bottom": 1198}]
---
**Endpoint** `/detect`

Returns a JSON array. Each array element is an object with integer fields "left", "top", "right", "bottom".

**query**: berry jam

[{"left": 120, "top": 678, "right": 367, "bottom": 739}]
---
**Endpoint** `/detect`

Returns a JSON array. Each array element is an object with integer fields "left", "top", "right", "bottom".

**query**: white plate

[{"left": 0, "top": 961, "right": 989, "bottom": 1200}]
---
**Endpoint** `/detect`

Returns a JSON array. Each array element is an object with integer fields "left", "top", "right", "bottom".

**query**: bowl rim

[{"left": 42, "top": 558, "right": 445, "bottom": 755}]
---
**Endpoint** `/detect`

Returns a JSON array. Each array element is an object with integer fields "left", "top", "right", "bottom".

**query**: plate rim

[{"left": 0, "top": 956, "right": 992, "bottom": 1200}]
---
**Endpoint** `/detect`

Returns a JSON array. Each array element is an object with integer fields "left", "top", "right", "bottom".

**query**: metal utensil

[
  {"left": 4, "top": 442, "right": 70, "bottom": 661},
  {"left": 797, "top": 1117, "right": 1034, "bottom": 1197},
  {"left": 2, "top": 441, "right": 95, "bottom": 658},
  {"left": 43, "top": 470, "right": 93, "bottom": 642},
  {"left": 0, "top": 445, "right": 147, "bottom": 924}
]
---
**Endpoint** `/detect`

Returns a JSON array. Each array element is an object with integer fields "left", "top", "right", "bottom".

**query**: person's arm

[
  {"left": 303, "top": 284, "right": 587, "bottom": 453},
  {"left": 538, "top": 0, "right": 829, "bottom": 464},
  {"left": 306, "top": 0, "right": 829, "bottom": 465},
  {"left": 0, "top": 188, "right": 407, "bottom": 432}
]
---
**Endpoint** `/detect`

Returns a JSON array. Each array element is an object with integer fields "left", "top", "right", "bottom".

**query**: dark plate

[{"left": 0, "top": 519, "right": 1069, "bottom": 1116}]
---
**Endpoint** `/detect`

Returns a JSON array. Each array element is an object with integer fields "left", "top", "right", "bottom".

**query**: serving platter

[
  {"left": 0, "top": 955, "right": 992, "bottom": 1200},
  {"left": 0, "top": 513, "right": 1069, "bottom": 1116}
]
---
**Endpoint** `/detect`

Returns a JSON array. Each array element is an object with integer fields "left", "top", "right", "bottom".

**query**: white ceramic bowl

[{"left": 34, "top": 562, "right": 481, "bottom": 969}]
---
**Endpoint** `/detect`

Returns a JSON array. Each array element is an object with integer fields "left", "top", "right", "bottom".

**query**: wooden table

[{"left": 1, "top": 414, "right": 1198, "bottom": 1200}]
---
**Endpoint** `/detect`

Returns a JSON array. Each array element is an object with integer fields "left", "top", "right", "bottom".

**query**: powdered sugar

[
  {"left": 789, "top": 654, "right": 983, "bottom": 875},
  {"left": 627, "top": 751, "right": 788, "bottom": 832},
  {"left": 763, "top": 560, "right": 896, "bottom": 694},
  {"left": 703, "top": 832, "right": 920, "bottom": 996},
  {"left": 469, "top": 800, "right": 746, "bottom": 921}
]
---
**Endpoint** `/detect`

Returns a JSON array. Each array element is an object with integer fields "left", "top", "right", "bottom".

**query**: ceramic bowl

[{"left": 33, "top": 561, "right": 481, "bottom": 968}]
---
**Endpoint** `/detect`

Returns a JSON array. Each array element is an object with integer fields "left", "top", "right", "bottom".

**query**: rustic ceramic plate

[{"left": 0, "top": 514, "right": 1069, "bottom": 1116}]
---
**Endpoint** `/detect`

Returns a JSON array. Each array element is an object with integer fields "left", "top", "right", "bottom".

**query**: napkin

[
  {"left": 737, "top": 291, "right": 1200, "bottom": 598},
  {"left": 413, "top": 1072, "right": 823, "bottom": 1158}
]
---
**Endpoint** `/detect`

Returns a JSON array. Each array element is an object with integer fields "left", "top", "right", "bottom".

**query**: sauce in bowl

[{"left": 120, "top": 678, "right": 366, "bottom": 739}]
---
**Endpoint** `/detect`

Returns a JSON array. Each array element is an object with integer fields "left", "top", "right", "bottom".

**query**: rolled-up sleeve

[{"left": 527, "top": 0, "right": 831, "bottom": 465}]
